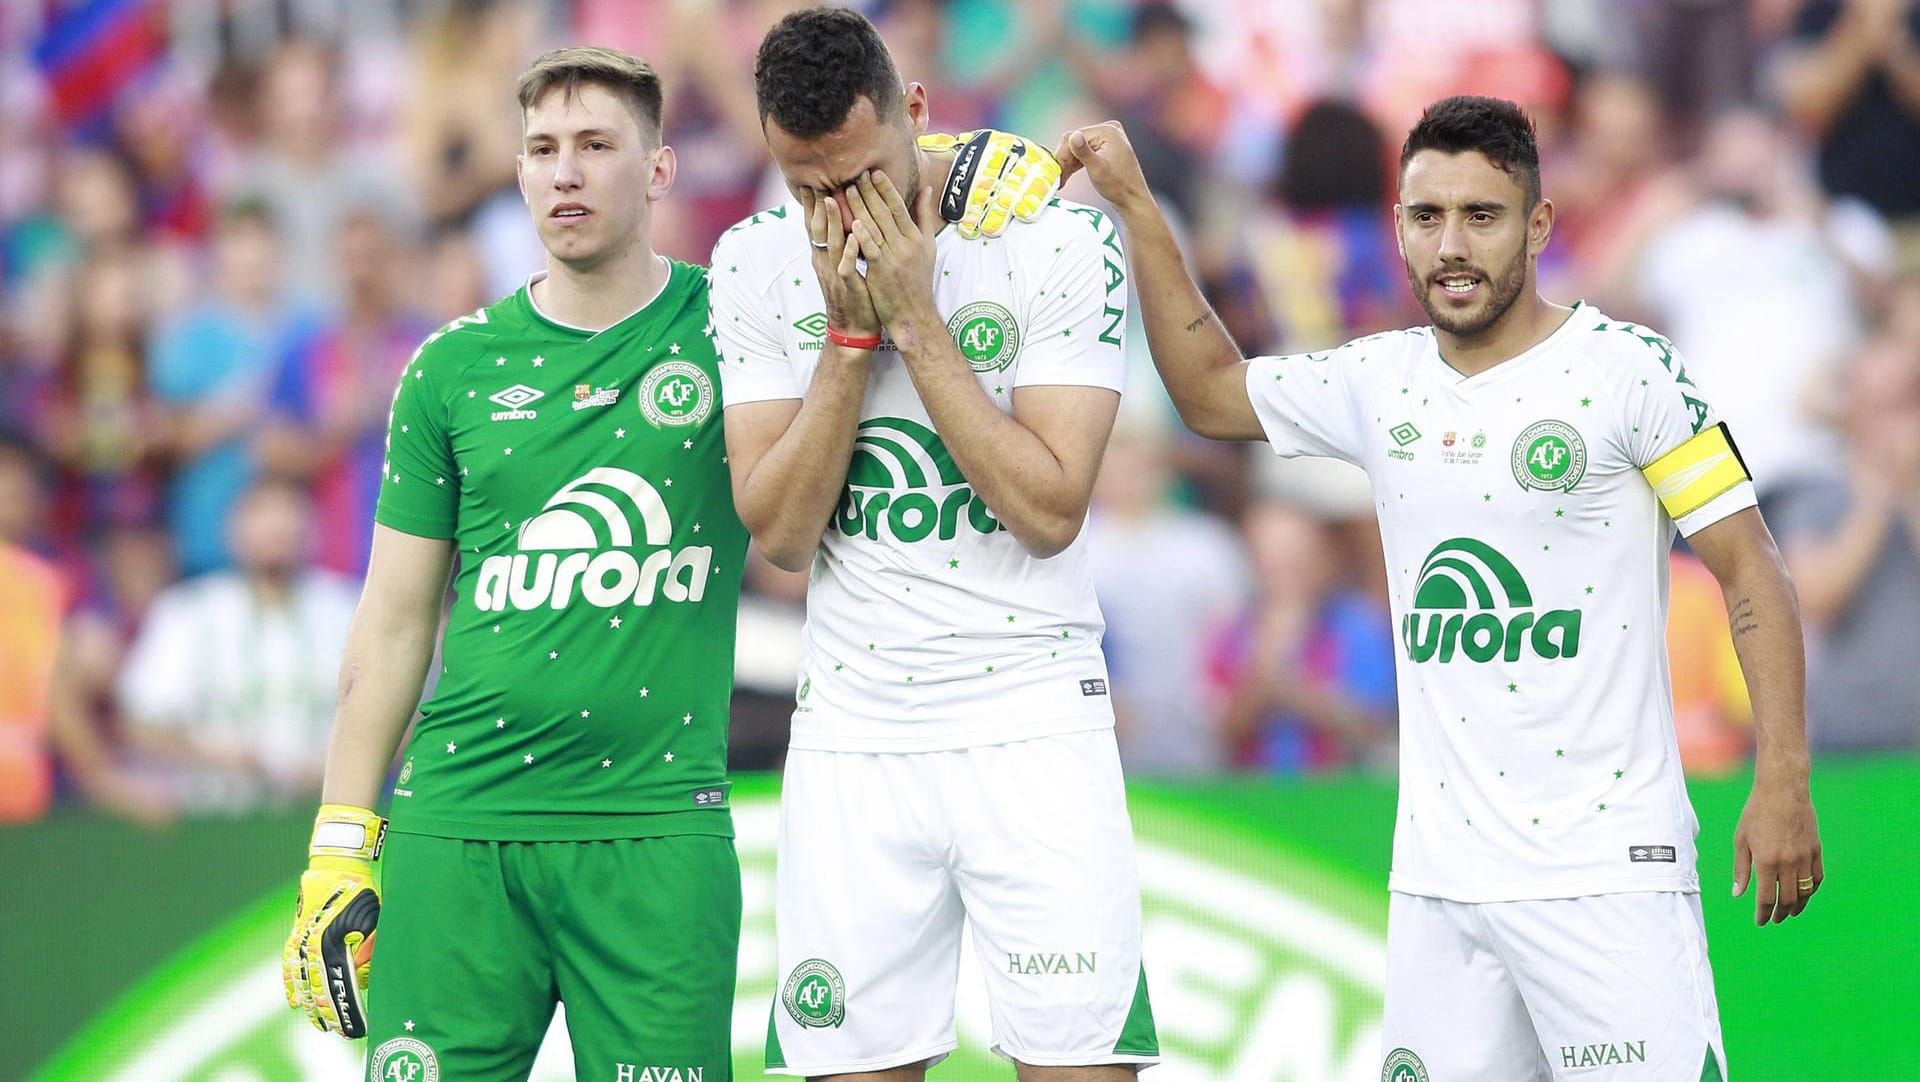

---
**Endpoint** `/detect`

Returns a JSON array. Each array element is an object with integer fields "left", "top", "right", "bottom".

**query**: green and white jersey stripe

[
  {"left": 710, "top": 200, "right": 1128, "bottom": 751},
  {"left": 1246, "top": 303, "right": 1756, "bottom": 901}
]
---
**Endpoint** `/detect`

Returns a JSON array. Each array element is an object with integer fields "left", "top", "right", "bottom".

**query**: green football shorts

[{"left": 362, "top": 832, "right": 741, "bottom": 1082}]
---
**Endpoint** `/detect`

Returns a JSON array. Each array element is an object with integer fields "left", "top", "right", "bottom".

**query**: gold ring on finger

[{"left": 1796, "top": 876, "right": 1816, "bottom": 889}]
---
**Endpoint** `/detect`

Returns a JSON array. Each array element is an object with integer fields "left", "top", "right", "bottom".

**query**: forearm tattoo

[
  {"left": 1730, "top": 595, "right": 1760, "bottom": 640},
  {"left": 1184, "top": 312, "right": 1210, "bottom": 333}
]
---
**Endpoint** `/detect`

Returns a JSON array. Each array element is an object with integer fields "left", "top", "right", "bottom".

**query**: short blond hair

[{"left": 516, "top": 46, "right": 663, "bottom": 144}]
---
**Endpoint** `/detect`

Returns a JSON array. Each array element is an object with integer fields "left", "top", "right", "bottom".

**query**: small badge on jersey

[
  {"left": 572, "top": 381, "right": 620, "bottom": 410},
  {"left": 638, "top": 360, "right": 714, "bottom": 429},
  {"left": 691, "top": 787, "right": 728, "bottom": 808},
  {"left": 1629, "top": 845, "right": 1677, "bottom": 863},
  {"left": 1512, "top": 419, "right": 1587, "bottom": 493},
  {"left": 947, "top": 301, "right": 1020, "bottom": 372},
  {"left": 1080, "top": 679, "right": 1108, "bottom": 697},
  {"left": 371, "top": 1038, "right": 440, "bottom": 1082}
]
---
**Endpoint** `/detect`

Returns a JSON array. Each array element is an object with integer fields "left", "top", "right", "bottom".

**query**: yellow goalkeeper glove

[
  {"left": 282, "top": 803, "right": 386, "bottom": 1039},
  {"left": 922, "top": 129, "right": 1063, "bottom": 239}
]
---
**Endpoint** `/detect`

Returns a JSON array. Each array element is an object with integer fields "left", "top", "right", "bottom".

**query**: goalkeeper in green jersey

[{"left": 278, "top": 44, "right": 1062, "bottom": 1082}]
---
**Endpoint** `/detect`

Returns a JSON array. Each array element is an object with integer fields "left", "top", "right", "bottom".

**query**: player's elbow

[
  {"left": 1176, "top": 401, "right": 1240, "bottom": 442},
  {"left": 1012, "top": 511, "right": 1084, "bottom": 560},
  {"left": 1166, "top": 375, "right": 1254, "bottom": 442},
  {"left": 761, "top": 542, "right": 815, "bottom": 574},
  {"left": 744, "top": 520, "right": 817, "bottom": 572}
]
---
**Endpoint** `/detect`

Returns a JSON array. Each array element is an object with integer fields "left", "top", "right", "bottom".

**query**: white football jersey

[
  {"left": 711, "top": 199, "right": 1129, "bottom": 752},
  {"left": 1246, "top": 303, "right": 1756, "bottom": 901}
]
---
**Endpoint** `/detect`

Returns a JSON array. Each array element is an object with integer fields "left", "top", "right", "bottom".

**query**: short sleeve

[
  {"left": 1243, "top": 345, "right": 1371, "bottom": 464},
  {"left": 1013, "top": 210, "right": 1127, "bottom": 392},
  {"left": 373, "top": 340, "right": 461, "bottom": 539},
  {"left": 1613, "top": 332, "right": 1758, "bottom": 536},
  {"left": 710, "top": 235, "right": 803, "bottom": 406}
]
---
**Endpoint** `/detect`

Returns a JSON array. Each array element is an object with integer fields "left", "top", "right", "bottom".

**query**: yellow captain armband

[{"left": 1642, "top": 422, "right": 1751, "bottom": 519}]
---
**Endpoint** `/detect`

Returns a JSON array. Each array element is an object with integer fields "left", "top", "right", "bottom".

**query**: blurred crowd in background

[{"left": 2, "top": 0, "right": 1918, "bottom": 826}]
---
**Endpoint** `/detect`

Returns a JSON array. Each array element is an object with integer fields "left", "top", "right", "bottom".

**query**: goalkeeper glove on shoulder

[
  {"left": 282, "top": 803, "right": 386, "bottom": 1039},
  {"left": 922, "top": 129, "right": 1063, "bottom": 239}
]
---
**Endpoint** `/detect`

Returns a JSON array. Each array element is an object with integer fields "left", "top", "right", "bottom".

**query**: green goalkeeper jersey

[{"left": 375, "top": 261, "right": 747, "bottom": 840}]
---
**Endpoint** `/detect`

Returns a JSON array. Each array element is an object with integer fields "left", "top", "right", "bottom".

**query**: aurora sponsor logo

[
  {"left": 835, "top": 417, "right": 1005, "bottom": 543},
  {"left": 1400, "top": 538, "right": 1582, "bottom": 663},
  {"left": 474, "top": 468, "right": 710, "bottom": 612}
]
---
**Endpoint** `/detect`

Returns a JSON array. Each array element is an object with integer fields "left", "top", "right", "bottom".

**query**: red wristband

[{"left": 826, "top": 327, "right": 883, "bottom": 350}]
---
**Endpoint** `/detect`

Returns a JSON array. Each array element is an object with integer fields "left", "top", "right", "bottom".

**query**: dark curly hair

[
  {"left": 1400, "top": 95, "right": 1541, "bottom": 207},
  {"left": 755, "top": 6, "right": 902, "bottom": 137}
]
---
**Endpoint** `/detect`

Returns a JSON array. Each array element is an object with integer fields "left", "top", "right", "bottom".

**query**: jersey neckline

[
  {"left": 518, "top": 255, "right": 679, "bottom": 338},
  {"left": 1431, "top": 299, "right": 1592, "bottom": 386}
]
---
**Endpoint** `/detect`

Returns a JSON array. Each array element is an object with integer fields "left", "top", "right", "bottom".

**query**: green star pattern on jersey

[{"left": 376, "top": 261, "right": 747, "bottom": 840}]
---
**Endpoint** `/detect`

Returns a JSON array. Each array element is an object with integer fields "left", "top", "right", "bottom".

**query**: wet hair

[
  {"left": 755, "top": 7, "right": 903, "bottom": 138},
  {"left": 1400, "top": 95, "right": 1541, "bottom": 206}
]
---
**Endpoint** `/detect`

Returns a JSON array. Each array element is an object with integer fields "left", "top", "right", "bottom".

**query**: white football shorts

[
  {"left": 766, "top": 727, "right": 1159, "bottom": 1074},
  {"left": 1381, "top": 890, "right": 1727, "bottom": 1081}
]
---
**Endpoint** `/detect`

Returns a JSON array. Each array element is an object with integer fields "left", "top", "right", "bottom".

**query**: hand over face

[
  {"left": 845, "top": 170, "right": 939, "bottom": 331},
  {"left": 801, "top": 189, "right": 880, "bottom": 340}
]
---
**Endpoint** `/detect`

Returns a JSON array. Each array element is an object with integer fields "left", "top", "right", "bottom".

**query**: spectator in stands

[
  {"left": 48, "top": 523, "right": 178, "bottom": 825},
  {"left": 1630, "top": 107, "right": 1890, "bottom": 508},
  {"left": 1547, "top": 70, "right": 1693, "bottom": 311},
  {"left": 115, "top": 476, "right": 357, "bottom": 812},
  {"left": 422, "top": 225, "right": 493, "bottom": 322},
  {"left": 235, "top": 40, "right": 417, "bottom": 308},
  {"left": 146, "top": 200, "right": 319, "bottom": 575},
  {"left": 1775, "top": 0, "right": 1920, "bottom": 252},
  {"left": 1074, "top": 2, "right": 1228, "bottom": 222},
  {"left": 1775, "top": 276, "right": 1920, "bottom": 752},
  {"left": 1239, "top": 97, "right": 1412, "bottom": 355},
  {"left": 0, "top": 438, "right": 65, "bottom": 821},
  {"left": 1212, "top": 500, "right": 1397, "bottom": 774},
  {"left": 259, "top": 207, "right": 432, "bottom": 577},
  {"left": 1088, "top": 419, "right": 1252, "bottom": 775},
  {"left": 403, "top": 0, "right": 542, "bottom": 296},
  {"left": 35, "top": 245, "right": 163, "bottom": 559},
  {"left": 113, "top": 72, "right": 212, "bottom": 242}
]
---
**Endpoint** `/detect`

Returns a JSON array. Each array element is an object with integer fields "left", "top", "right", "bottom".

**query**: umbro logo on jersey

[
  {"left": 1401, "top": 538, "right": 1583, "bottom": 664},
  {"left": 1628, "top": 845, "right": 1677, "bottom": 863},
  {"left": 473, "top": 467, "right": 711, "bottom": 612},
  {"left": 489, "top": 384, "right": 544, "bottom": 421}
]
